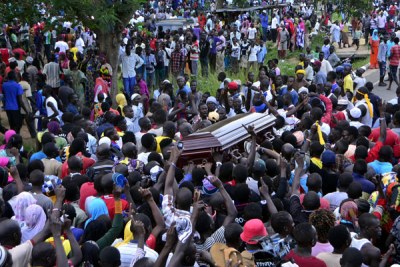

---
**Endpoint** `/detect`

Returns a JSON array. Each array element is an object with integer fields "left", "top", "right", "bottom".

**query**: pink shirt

[{"left": 312, "top": 242, "right": 333, "bottom": 257}]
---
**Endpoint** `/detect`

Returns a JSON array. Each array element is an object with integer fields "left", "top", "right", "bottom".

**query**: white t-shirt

[
  {"left": 75, "top": 37, "right": 85, "bottom": 53},
  {"left": 54, "top": 41, "right": 69, "bottom": 53},
  {"left": 46, "top": 96, "right": 58, "bottom": 117},
  {"left": 271, "top": 17, "right": 279, "bottom": 29},
  {"left": 248, "top": 45, "right": 260, "bottom": 62},
  {"left": 323, "top": 191, "right": 348, "bottom": 211},
  {"left": 248, "top": 28, "right": 257, "bottom": 40}
]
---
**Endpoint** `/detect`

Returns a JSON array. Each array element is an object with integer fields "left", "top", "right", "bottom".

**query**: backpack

[{"left": 210, "top": 243, "right": 254, "bottom": 267}]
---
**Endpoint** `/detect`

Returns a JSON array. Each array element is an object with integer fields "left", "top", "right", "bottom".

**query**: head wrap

[
  {"left": 206, "top": 96, "right": 218, "bottom": 105},
  {"left": 355, "top": 90, "right": 374, "bottom": 117},
  {"left": 296, "top": 69, "right": 306, "bottom": 75},
  {"left": 340, "top": 200, "right": 358, "bottom": 223},
  {"left": 21, "top": 204, "right": 46, "bottom": 243},
  {"left": 4, "top": 130, "right": 16, "bottom": 144},
  {"left": 372, "top": 29, "right": 379, "bottom": 41},
  {"left": 47, "top": 121, "right": 61, "bottom": 135},
  {"left": 10, "top": 192, "right": 37, "bottom": 222},
  {"left": 84, "top": 198, "right": 109, "bottom": 228}
]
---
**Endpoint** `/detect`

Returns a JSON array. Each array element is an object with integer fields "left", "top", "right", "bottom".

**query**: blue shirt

[
  {"left": 3, "top": 80, "right": 23, "bottom": 111},
  {"left": 67, "top": 103, "right": 79, "bottom": 115},
  {"left": 30, "top": 150, "right": 61, "bottom": 162},
  {"left": 368, "top": 160, "right": 393, "bottom": 175},
  {"left": 257, "top": 46, "right": 267, "bottom": 63},
  {"left": 352, "top": 173, "right": 375, "bottom": 194},
  {"left": 260, "top": 14, "right": 269, "bottom": 28}
]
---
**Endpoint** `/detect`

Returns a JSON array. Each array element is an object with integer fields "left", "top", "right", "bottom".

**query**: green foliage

[
  {"left": 0, "top": 1, "right": 43, "bottom": 24},
  {"left": 341, "top": 0, "right": 372, "bottom": 18}
]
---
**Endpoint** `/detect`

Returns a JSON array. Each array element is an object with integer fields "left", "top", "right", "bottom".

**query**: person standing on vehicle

[{"left": 378, "top": 34, "right": 388, "bottom": 87}]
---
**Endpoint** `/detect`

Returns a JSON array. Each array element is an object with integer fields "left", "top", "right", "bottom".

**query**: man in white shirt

[
  {"left": 75, "top": 33, "right": 85, "bottom": 53},
  {"left": 248, "top": 24, "right": 257, "bottom": 41},
  {"left": 54, "top": 37, "right": 69, "bottom": 53},
  {"left": 318, "top": 52, "right": 333, "bottom": 75},
  {"left": 271, "top": 13, "right": 279, "bottom": 42}
]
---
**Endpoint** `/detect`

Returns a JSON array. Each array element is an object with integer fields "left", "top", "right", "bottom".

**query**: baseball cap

[
  {"left": 321, "top": 150, "right": 336, "bottom": 165},
  {"left": 350, "top": 107, "right": 362, "bottom": 119},
  {"left": 240, "top": 219, "right": 267, "bottom": 244}
]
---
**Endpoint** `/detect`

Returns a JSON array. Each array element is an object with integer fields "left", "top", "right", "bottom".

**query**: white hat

[
  {"left": 131, "top": 93, "right": 140, "bottom": 101},
  {"left": 8, "top": 57, "right": 16, "bottom": 63},
  {"left": 298, "top": 87, "right": 308, "bottom": 94},
  {"left": 350, "top": 107, "right": 362, "bottom": 119},
  {"left": 263, "top": 10, "right": 267, "bottom": 13},
  {"left": 99, "top": 137, "right": 111, "bottom": 146},
  {"left": 123, "top": 37, "right": 128, "bottom": 45}
]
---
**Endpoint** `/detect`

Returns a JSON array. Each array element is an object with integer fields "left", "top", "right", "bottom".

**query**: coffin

[{"left": 178, "top": 113, "right": 276, "bottom": 166}]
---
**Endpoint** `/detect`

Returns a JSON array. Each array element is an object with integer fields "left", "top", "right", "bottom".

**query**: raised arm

[
  {"left": 63, "top": 216, "right": 82, "bottom": 266},
  {"left": 290, "top": 154, "right": 304, "bottom": 196},
  {"left": 139, "top": 187, "right": 165, "bottom": 238},
  {"left": 209, "top": 176, "right": 238, "bottom": 226},
  {"left": 10, "top": 166, "right": 23, "bottom": 194},
  {"left": 164, "top": 145, "right": 182, "bottom": 197},
  {"left": 96, "top": 186, "right": 124, "bottom": 250},
  {"left": 259, "top": 178, "right": 278, "bottom": 215},
  {"left": 50, "top": 214, "right": 69, "bottom": 267},
  {"left": 154, "top": 225, "right": 178, "bottom": 267}
]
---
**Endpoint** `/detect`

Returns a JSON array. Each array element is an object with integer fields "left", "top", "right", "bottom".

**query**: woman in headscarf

[
  {"left": 116, "top": 93, "right": 127, "bottom": 116},
  {"left": 84, "top": 198, "right": 109, "bottom": 228},
  {"left": 21, "top": 204, "right": 46, "bottom": 243},
  {"left": 338, "top": 199, "right": 359, "bottom": 233},
  {"left": 0, "top": 134, "right": 23, "bottom": 166},
  {"left": 369, "top": 29, "right": 380, "bottom": 69},
  {"left": 0, "top": 130, "right": 16, "bottom": 150},
  {"left": 10, "top": 191, "right": 37, "bottom": 227}
]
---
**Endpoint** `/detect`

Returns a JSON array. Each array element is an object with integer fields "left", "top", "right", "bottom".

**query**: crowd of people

[{"left": 0, "top": 0, "right": 400, "bottom": 267}]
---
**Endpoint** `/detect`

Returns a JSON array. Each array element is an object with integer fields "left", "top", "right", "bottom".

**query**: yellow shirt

[
  {"left": 155, "top": 136, "right": 176, "bottom": 153},
  {"left": 344, "top": 74, "right": 354, "bottom": 93}
]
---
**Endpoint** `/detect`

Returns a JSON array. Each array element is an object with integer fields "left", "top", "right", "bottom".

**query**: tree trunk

[{"left": 96, "top": 31, "right": 120, "bottom": 108}]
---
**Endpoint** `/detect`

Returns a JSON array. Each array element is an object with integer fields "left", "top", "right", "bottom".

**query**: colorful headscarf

[
  {"left": 372, "top": 29, "right": 379, "bottom": 41},
  {"left": 116, "top": 93, "right": 127, "bottom": 116},
  {"left": 84, "top": 198, "right": 109, "bottom": 228},
  {"left": 340, "top": 200, "right": 358, "bottom": 222},
  {"left": 21, "top": 204, "right": 46, "bottom": 243}
]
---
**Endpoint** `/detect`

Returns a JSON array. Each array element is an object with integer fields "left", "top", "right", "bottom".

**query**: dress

[
  {"left": 370, "top": 39, "right": 380, "bottom": 69},
  {"left": 296, "top": 25, "right": 305, "bottom": 49}
]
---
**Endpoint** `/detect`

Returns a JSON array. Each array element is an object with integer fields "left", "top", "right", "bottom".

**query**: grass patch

[{"left": 196, "top": 34, "right": 327, "bottom": 96}]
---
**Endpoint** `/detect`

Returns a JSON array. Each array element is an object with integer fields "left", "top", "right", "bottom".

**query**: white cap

[
  {"left": 99, "top": 137, "right": 111, "bottom": 146},
  {"left": 8, "top": 57, "right": 16, "bottom": 63},
  {"left": 131, "top": 93, "right": 140, "bottom": 101},
  {"left": 298, "top": 87, "right": 308, "bottom": 94},
  {"left": 350, "top": 107, "right": 362, "bottom": 119}
]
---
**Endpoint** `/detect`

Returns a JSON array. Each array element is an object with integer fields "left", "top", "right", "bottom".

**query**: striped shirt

[
  {"left": 43, "top": 62, "right": 61, "bottom": 88},
  {"left": 162, "top": 194, "right": 191, "bottom": 228},
  {"left": 390, "top": 44, "right": 400, "bottom": 66}
]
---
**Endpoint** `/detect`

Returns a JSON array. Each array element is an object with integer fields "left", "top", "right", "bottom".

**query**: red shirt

[
  {"left": 284, "top": 250, "right": 327, "bottom": 267},
  {"left": 79, "top": 182, "right": 97, "bottom": 211},
  {"left": 101, "top": 195, "right": 129, "bottom": 219},
  {"left": 369, "top": 128, "right": 400, "bottom": 158},
  {"left": 299, "top": 194, "right": 330, "bottom": 210},
  {"left": 390, "top": 44, "right": 400, "bottom": 66},
  {"left": 0, "top": 48, "right": 10, "bottom": 66},
  {"left": 61, "top": 153, "right": 95, "bottom": 178}
]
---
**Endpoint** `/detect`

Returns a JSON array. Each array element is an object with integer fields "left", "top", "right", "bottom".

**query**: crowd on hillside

[{"left": 0, "top": 0, "right": 400, "bottom": 267}]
